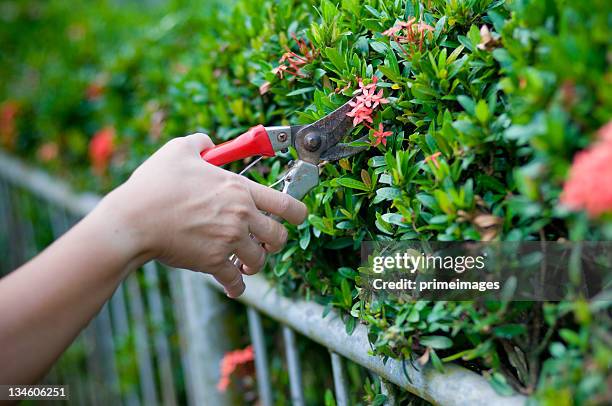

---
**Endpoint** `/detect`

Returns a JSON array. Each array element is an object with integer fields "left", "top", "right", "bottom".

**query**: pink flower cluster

[
  {"left": 382, "top": 17, "right": 434, "bottom": 56},
  {"left": 560, "top": 121, "right": 612, "bottom": 217},
  {"left": 346, "top": 77, "right": 393, "bottom": 146},
  {"left": 347, "top": 76, "right": 389, "bottom": 126},
  {"left": 217, "top": 345, "right": 254, "bottom": 392}
]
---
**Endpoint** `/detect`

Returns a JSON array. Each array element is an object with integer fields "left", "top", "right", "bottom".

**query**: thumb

[{"left": 183, "top": 132, "right": 214, "bottom": 153}]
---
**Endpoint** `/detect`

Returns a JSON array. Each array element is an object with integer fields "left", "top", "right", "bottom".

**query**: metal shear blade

[{"left": 293, "top": 98, "right": 364, "bottom": 164}]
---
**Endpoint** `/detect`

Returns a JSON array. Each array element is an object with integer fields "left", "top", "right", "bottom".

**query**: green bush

[{"left": 1, "top": 0, "right": 611, "bottom": 404}]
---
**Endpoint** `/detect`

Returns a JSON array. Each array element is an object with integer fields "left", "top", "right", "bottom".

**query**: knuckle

[
  {"left": 209, "top": 252, "right": 227, "bottom": 267},
  {"left": 223, "top": 177, "right": 247, "bottom": 194},
  {"left": 298, "top": 202, "right": 308, "bottom": 221},
  {"left": 267, "top": 218, "right": 279, "bottom": 238},
  {"left": 227, "top": 272, "right": 244, "bottom": 289},
  {"left": 191, "top": 132, "right": 211, "bottom": 141},
  {"left": 228, "top": 203, "right": 250, "bottom": 221},
  {"left": 277, "top": 194, "right": 291, "bottom": 214},
  {"left": 222, "top": 228, "right": 242, "bottom": 244},
  {"left": 256, "top": 249, "right": 266, "bottom": 269},
  {"left": 166, "top": 137, "right": 185, "bottom": 149},
  {"left": 278, "top": 226, "right": 289, "bottom": 245}
]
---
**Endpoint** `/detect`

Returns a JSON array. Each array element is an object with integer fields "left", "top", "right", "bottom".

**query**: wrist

[{"left": 92, "top": 186, "right": 155, "bottom": 272}]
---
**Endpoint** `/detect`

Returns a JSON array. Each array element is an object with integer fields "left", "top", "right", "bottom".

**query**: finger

[
  {"left": 249, "top": 212, "right": 288, "bottom": 253},
  {"left": 183, "top": 132, "right": 214, "bottom": 153},
  {"left": 213, "top": 260, "right": 245, "bottom": 298},
  {"left": 234, "top": 236, "right": 266, "bottom": 275},
  {"left": 244, "top": 179, "right": 308, "bottom": 225}
]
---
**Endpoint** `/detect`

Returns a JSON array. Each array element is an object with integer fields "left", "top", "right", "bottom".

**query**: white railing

[{"left": 0, "top": 150, "right": 526, "bottom": 406}]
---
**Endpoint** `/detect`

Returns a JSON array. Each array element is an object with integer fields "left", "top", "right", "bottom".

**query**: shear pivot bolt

[
  {"left": 277, "top": 132, "right": 288, "bottom": 142},
  {"left": 303, "top": 133, "right": 321, "bottom": 152}
]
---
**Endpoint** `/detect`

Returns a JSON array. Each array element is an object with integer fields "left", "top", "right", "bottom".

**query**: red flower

[
  {"left": 346, "top": 77, "right": 389, "bottom": 126},
  {"left": 560, "top": 122, "right": 612, "bottom": 217},
  {"left": 86, "top": 83, "right": 104, "bottom": 100},
  {"left": 85, "top": 74, "right": 107, "bottom": 100},
  {"left": 334, "top": 82, "right": 351, "bottom": 94},
  {"left": 382, "top": 18, "right": 434, "bottom": 56},
  {"left": 382, "top": 24, "right": 403, "bottom": 37},
  {"left": 0, "top": 100, "right": 19, "bottom": 149},
  {"left": 259, "top": 81, "right": 271, "bottom": 95},
  {"left": 89, "top": 127, "right": 115, "bottom": 175},
  {"left": 424, "top": 151, "right": 442, "bottom": 168},
  {"left": 371, "top": 123, "right": 393, "bottom": 146},
  {"left": 37, "top": 142, "right": 59, "bottom": 163},
  {"left": 273, "top": 34, "right": 318, "bottom": 79},
  {"left": 217, "top": 345, "right": 254, "bottom": 392},
  {"left": 272, "top": 64, "right": 289, "bottom": 79},
  {"left": 416, "top": 22, "right": 434, "bottom": 34}
]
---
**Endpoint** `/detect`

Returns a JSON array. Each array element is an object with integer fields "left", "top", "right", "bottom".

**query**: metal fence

[{"left": 0, "top": 150, "right": 526, "bottom": 406}]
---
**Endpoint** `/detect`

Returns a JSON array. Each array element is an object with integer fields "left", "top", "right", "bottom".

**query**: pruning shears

[{"left": 200, "top": 99, "right": 366, "bottom": 200}]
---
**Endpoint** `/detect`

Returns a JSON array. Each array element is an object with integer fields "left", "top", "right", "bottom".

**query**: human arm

[{"left": 0, "top": 133, "right": 307, "bottom": 385}]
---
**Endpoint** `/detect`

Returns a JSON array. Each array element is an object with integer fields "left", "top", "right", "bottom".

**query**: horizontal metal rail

[{"left": 0, "top": 150, "right": 526, "bottom": 406}]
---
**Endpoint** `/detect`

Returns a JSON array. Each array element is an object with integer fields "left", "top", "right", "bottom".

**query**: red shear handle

[{"left": 200, "top": 125, "right": 275, "bottom": 166}]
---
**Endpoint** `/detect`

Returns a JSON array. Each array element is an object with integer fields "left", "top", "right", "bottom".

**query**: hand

[{"left": 100, "top": 133, "right": 308, "bottom": 297}]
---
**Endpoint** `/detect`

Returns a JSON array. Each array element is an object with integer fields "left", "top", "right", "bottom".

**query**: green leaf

[
  {"left": 286, "top": 87, "right": 315, "bottom": 96},
  {"left": 325, "top": 47, "right": 347, "bottom": 72},
  {"left": 370, "top": 41, "right": 388, "bottom": 54},
  {"left": 364, "top": 5, "right": 381, "bottom": 18},
  {"left": 419, "top": 335, "right": 453, "bottom": 349},
  {"left": 434, "top": 16, "right": 446, "bottom": 40},
  {"left": 324, "top": 389, "right": 336, "bottom": 406},
  {"left": 488, "top": 372, "right": 515, "bottom": 396},
  {"left": 493, "top": 324, "right": 527, "bottom": 339},
  {"left": 457, "top": 95, "right": 475, "bottom": 115},
  {"left": 416, "top": 193, "right": 437, "bottom": 210},
  {"left": 354, "top": 36, "right": 369, "bottom": 55},
  {"left": 299, "top": 229, "right": 311, "bottom": 250},
  {"left": 385, "top": 48, "right": 400, "bottom": 76},
  {"left": 345, "top": 315, "right": 357, "bottom": 335},
  {"left": 336, "top": 177, "right": 370, "bottom": 191},
  {"left": 372, "top": 394, "right": 388, "bottom": 406},
  {"left": 467, "top": 24, "right": 481, "bottom": 49},
  {"left": 373, "top": 187, "right": 401, "bottom": 203},
  {"left": 378, "top": 65, "right": 402, "bottom": 82},
  {"left": 430, "top": 349, "right": 445, "bottom": 372},
  {"left": 407, "top": 306, "right": 420, "bottom": 323},
  {"left": 475, "top": 99, "right": 489, "bottom": 123},
  {"left": 429, "top": 214, "right": 449, "bottom": 224},
  {"left": 381, "top": 212, "right": 406, "bottom": 226},
  {"left": 559, "top": 328, "right": 583, "bottom": 347},
  {"left": 341, "top": 279, "right": 353, "bottom": 308}
]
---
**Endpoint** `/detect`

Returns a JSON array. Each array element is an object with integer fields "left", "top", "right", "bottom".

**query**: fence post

[
  {"left": 109, "top": 283, "right": 141, "bottom": 406},
  {"left": 143, "top": 262, "right": 178, "bottom": 406},
  {"left": 330, "top": 352, "right": 349, "bottom": 406},
  {"left": 177, "top": 270, "right": 232, "bottom": 405},
  {"left": 282, "top": 326, "right": 304, "bottom": 406},
  {"left": 247, "top": 308, "right": 273, "bottom": 406},
  {"left": 380, "top": 377, "right": 397, "bottom": 405},
  {"left": 126, "top": 272, "right": 160, "bottom": 406}
]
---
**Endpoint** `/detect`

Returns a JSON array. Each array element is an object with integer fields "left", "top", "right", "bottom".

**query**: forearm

[
  {"left": 0, "top": 133, "right": 306, "bottom": 385},
  {"left": 0, "top": 195, "right": 146, "bottom": 384}
]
